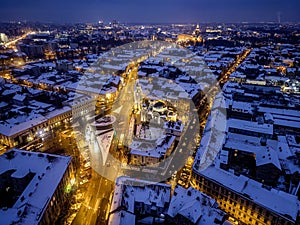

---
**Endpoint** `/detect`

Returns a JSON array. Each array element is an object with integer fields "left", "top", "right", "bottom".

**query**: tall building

[
  {"left": 0, "top": 149, "right": 75, "bottom": 225},
  {"left": 177, "top": 24, "right": 203, "bottom": 45},
  {"left": 0, "top": 33, "right": 8, "bottom": 43},
  {"left": 193, "top": 24, "right": 201, "bottom": 36}
]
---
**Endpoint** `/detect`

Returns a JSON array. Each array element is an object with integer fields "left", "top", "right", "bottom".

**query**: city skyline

[
  {"left": 0, "top": 0, "right": 300, "bottom": 23},
  {"left": 0, "top": 3, "right": 300, "bottom": 224}
]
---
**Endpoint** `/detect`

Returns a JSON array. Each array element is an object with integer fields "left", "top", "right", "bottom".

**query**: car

[
  {"left": 79, "top": 178, "right": 89, "bottom": 185},
  {"left": 177, "top": 180, "right": 185, "bottom": 186},
  {"left": 227, "top": 217, "right": 239, "bottom": 225},
  {"left": 84, "top": 162, "right": 91, "bottom": 168}
]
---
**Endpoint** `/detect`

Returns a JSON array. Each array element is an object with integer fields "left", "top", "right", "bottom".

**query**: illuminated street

[
  {"left": 2, "top": 31, "right": 35, "bottom": 49},
  {"left": 72, "top": 171, "right": 114, "bottom": 225},
  {"left": 0, "top": 5, "right": 299, "bottom": 225}
]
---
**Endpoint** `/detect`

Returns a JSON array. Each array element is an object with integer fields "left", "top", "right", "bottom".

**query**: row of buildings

[
  {"left": 0, "top": 79, "right": 95, "bottom": 151},
  {"left": 191, "top": 42, "right": 300, "bottom": 225},
  {"left": 108, "top": 176, "right": 229, "bottom": 225}
]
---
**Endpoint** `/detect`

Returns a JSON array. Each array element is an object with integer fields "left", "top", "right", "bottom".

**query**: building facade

[
  {"left": 191, "top": 167, "right": 299, "bottom": 225},
  {"left": 0, "top": 149, "right": 75, "bottom": 225}
]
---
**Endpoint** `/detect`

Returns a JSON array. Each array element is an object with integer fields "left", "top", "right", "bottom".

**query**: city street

[
  {"left": 72, "top": 170, "right": 115, "bottom": 225},
  {"left": 2, "top": 31, "right": 35, "bottom": 48},
  {"left": 112, "top": 66, "right": 137, "bottom": 150},
  {"left": 70, "top": 46, "right": 250, "bottom": 225},
  {"left": 0, "top": 6, "right": 299, "bottom": 225}
]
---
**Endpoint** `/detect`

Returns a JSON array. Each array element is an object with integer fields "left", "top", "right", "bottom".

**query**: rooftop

[
  {"left": 0, "top": 83, "right": 92, "bottom": 137},
  {"left": 227, "top": 118, "right": 273, "bottom": 136},
  {"left": 167, "top": 185, "right": 226, "bottom": 225},
  {"left": 109, "top": 176, "right": 171, "bottom": 225},
  {"left": 199, "top": 166, "right": 300, "bottom": 221},
  {"left": 0, "top": 149, "right": 72, "bottom": 225},
  {"left": 130, "top": 134, "right": 176, "bottom": 158}
]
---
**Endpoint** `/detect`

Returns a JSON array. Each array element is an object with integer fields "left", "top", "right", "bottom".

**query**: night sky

[{"left": 0, "top": 0, "right": 300, "bottom": 23}]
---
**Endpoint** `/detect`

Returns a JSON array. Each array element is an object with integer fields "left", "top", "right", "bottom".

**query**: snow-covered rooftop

[
  {"left": 130, "top": 135, "right": 176, "bottom": 158},
  {"left": 0, "top": 149, "right": 72, "bottom": 225},
  {"left": 167, "top": 186, "right": 226, "bottom": 225},
  {"left": 108, "top": 176, "right": 171, "bottom": 225},
  {"left": 227, "top": 118, "right": 273, "bottom": 136},
  {"left": 199, "top": 166, "right": 300, "bottom": 221},
  {"left": 0, "top": 83, "right": 92, "bottom": 137}
]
